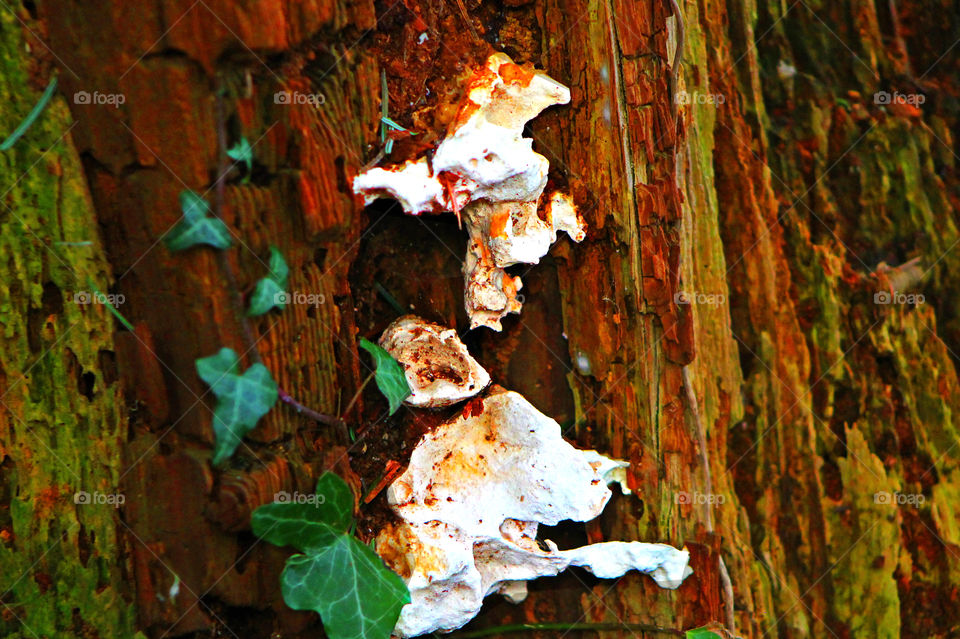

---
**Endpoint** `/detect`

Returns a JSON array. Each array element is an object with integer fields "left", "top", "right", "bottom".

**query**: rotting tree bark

[
  {"left": 0, "top": 0, "right": 958, "bottom": 637},
  {"left": 0, "top": 7, "right": 141, "bottom": 638}
]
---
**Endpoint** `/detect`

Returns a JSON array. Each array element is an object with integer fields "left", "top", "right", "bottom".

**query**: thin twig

[
  {"left": 342, "top": 370, "right": 376, "bottom": 426},
  {"left": 669, "top": 0, "right": 686, "bottom": 126},
  {"left": 454, "top": 0, "right": 481, "bottom": 43},
  {"left": 361, "top": 148, "right": 386, "bottom": 171}
]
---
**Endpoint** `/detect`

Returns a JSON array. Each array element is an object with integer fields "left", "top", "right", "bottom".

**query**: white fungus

[
  {"left": 379, "top": 316, "right": 491, "bottom": 407},
  {"left": 376, "top": 387, "right": 693, "bottom": 637},
  {"left": 353, "top": 53, "right": 586, "bottom": 330}
]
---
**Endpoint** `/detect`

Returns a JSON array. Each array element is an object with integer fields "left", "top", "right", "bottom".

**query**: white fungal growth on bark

[
  {"left": 352, "top": 53, "right": 586, "bottom": 330},
  {"left": 378, "top": 315, "right": 490, "bottom": 407},
  {"left": 375, "top": 387, "right": 692, "bottom": 637}
]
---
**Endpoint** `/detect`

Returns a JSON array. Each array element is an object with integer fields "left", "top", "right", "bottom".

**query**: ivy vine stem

[
  {"left": 212, "top": 86, "right": 345, "bottom": 438},
  {"left": 277, "top": 387, "right": 344, "bottom": 429},
  {"left": 213, "top": 86, "right": 262, "bottom": 366}
]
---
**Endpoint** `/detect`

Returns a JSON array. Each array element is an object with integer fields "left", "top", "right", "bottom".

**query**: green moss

[
  {"left": 829, "top": 427, "right": 901, "bottom": 638},
  {"left": 0, "top": 5, "right": 142, "bottom": 638}
]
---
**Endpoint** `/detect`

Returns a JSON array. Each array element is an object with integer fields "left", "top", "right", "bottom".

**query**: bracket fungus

[
  {"left": 375, "top": 387, "right": 692, "bottom": 637},
  {"left": 353, "top": 53, "right": 586, "bottom": 330},
  {"left": 379, "top": 315, "right": 490, "bottom": 407}
]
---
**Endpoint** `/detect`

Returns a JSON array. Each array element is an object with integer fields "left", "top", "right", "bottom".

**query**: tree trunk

[
  {"left": 0, "top": 6, "right": 141, "bottom": 638},
  {"left": 2, "top": 0, "right": 958, "bottom": 637}
]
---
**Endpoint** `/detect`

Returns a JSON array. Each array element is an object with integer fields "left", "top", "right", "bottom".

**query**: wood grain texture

[{"left": 0, "top": 0, "right": 955, "bottom": 636}]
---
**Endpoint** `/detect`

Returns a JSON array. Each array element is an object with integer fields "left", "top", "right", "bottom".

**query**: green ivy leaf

[
  {"left": 251, "top": 471, "right": 409, "bottom": 639},
  {"left": 165, "top": 190, "right": 232, "bottom": 251},
  {"left": 265, "top": 245, "right": 289, "bottom": 282},
  {"left": 248, "top": 246, "right": 290, "bottom": 316},
  {"left": 686, "top": 628, "right": 723, "bottom": 639},
  {"left": 247, "top": 278, "right": 285, "bottom": 316},
  {"left": 226, "top": 136, "right": 254, "bottom": 174},
  {"left": 196, "top": 347, "right": 278, "bottom": 464},
  {"left": 252, "top": 512, "right": 340, "bottom": 553},
  {"left": 251, "top": 472, "right": 355, "bottom": 552},
  {"left": 313, "top": 471, "right": 355, "bottom": 521},
  {"left": 359, "top": 337, "right": 411, "bottom": 415},
  {"left": 281, "top": 535, "right": 410, "bottom": 639}
]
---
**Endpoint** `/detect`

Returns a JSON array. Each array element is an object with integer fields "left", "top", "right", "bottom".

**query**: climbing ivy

[
  {"left": 164, "top": 190, "right": 232, "bottom": 251},
  {"left": 195, "top": 347, "right": 278, "bottom": 465},
  {"left": 359, "top": 337, "right": 411, "bottom": 415},
  {"left": 251, "top": 472, "right": 410, "bottom": 639},
  {"left": 247, "top": 246, "right": 289, "bottom": 316}
]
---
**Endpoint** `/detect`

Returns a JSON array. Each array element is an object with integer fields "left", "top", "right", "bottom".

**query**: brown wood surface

[{"left": 2, "top": 0, "right": 959, "bottom": 637}]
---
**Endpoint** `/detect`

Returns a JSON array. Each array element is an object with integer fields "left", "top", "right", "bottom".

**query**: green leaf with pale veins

[
  {"left": 248, "top": 246, "right": 290, "bottom": 316},
  {"left": 251, "top": 471, "right": 408, "bottom": 639},
  {"left": 313, "top": 471, "right": 355, "bottom": 524},
  {"left": 251, "top": 472, "right": 355, "bottom": 551},
  {"left": 686, "top": 628, "right": 723, "bottom": 639},
  {"left": 359, "top": 337, "right": 411, "bottom": 415},
  {"left": 247, "top": 278, "right": 285, "bottom": 316},
  {"left": 281, "top": 535, "right": 410, "bottom": 639},
  {"left": 165, "top": 190, "right": 232, "bottom": 251},
  {"left": 195, "top": 347, "right": 278, "bottom": 464},
  {"left": 265, "top": 244, "right": 289, "bottom": 282},
  {"left": 252, "top": 512, "right": 340, "bottom": 553}
]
